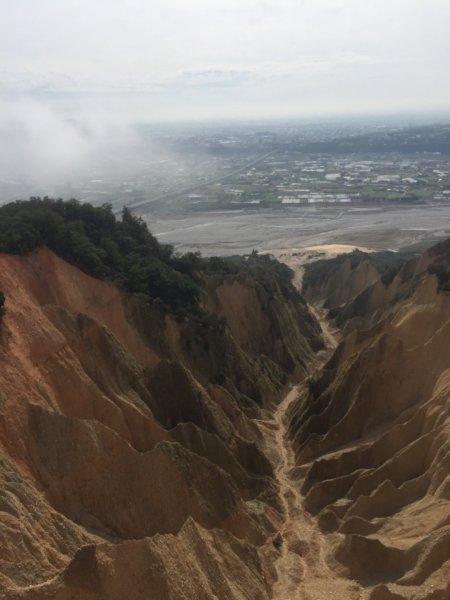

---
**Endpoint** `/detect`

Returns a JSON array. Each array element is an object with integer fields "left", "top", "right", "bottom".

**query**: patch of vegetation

[
  {"left": 302, "top": 250, "right": 367, "bottom": 290},
  {"left": 421, "top": 239, "right": 450, "bottom": 291},
  {"left": 0, "top": 197, "right": 202, "bottom": 316},
  {"left": 0, "top": 198, "right": 299, "bottom": 326},
  {"left": 202, "top": 250, "right": 299, "bottom": 302},
  {"left": 369, "top": 250, "right": 416, "bottom": 286},
  {"left": 306, "top": 375, "right": 318, "bottom": 393},
  {"left": 389, "top": 283, "right": 416, "bottom": 305},
  {"left": 427, "top": 263, "right": 450, "bottom": 291},
  {"left": 272, "top": 532, "right": 283, "bottom": 549},
  {"left": 404, "top": 237, "right": 450, "bottom": 294}
]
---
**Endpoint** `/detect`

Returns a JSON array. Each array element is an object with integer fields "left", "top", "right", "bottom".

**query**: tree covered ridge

[
  {"left": 0, "top": 197, "right": 298, "bottom": 321},
  {"left": 0, "top": 197, "right": 202, "bottom": 315}
]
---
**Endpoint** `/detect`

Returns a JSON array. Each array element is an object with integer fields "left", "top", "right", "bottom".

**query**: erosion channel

[{"left": 258, "top": 299, "right": 363, "bottom": 599}]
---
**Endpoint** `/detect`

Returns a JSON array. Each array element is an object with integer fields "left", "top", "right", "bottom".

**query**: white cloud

[
  {"left": 1, "top": 0, "right": 449, "bottom": 119},
  {"left": 0, "top": 97, "right": 144, "bottom": 183}
]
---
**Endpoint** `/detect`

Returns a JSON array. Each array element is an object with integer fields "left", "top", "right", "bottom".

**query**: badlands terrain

[{"left": 0, "top": 200, "right": 449, "bottom": 599}]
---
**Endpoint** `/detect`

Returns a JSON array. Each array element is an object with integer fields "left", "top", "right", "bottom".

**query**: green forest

[{"left": 0, "top": 197, "right": 297, "bottom": 323}]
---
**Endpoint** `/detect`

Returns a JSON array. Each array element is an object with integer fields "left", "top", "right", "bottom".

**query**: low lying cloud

[{"left": 0, "top": 96, "right": 144, "bottom": 189}]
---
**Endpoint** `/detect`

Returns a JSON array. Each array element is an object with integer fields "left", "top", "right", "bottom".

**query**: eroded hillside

[
  {"left": 0, "top": 235, "right": 322, "bottom": 599},
  {"left": 286, "top": 246, "right": 450, "bottom": 599},
  {"left": 1, "top": 199, "right": 449, "bottom": 599}
]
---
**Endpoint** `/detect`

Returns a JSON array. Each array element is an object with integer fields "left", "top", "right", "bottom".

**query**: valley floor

[
  {"left": 147, "top": 204, "right": 450, "bottom": 256},
  {"left": 257, "top": 309, "right": 363, "bottom": 599}
]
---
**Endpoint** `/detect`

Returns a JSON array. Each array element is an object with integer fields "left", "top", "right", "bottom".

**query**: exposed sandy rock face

[
  {"left": 4, "top": 241, "right": 448, "bottom": 599},
  {"left": 303, "top": 254, "right": 379, "bottom": 311},
  {"left": 204, "top": 273, "right": 323, "bottom": 377},
  {"left": 288, "top": 275, "right": 450, "bottom": 598},
  {"left": 0, "top": 247, "right": 321, "bottom": 599},
  {"left": 16, "top": 519, "right": 276, "bottom": 600},
  {"left": 303, "top": 248, "right": 436, "bottom": 330},
  {"left": 326, "top": 258, "right": 423, "bottom": 329}
]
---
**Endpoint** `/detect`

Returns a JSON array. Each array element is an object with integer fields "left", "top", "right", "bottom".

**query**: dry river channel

[{"left": 257, "top": 307, "right": 364, "bottom": 599}]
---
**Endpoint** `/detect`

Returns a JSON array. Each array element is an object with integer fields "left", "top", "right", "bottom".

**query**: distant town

[{"left": 2, "top": 120, "right": 450, "bottom": 214}]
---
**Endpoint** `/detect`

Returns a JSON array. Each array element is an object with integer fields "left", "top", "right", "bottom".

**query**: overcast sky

[{"left": 1, "top": 0, "right": 450, "bottom": 121}]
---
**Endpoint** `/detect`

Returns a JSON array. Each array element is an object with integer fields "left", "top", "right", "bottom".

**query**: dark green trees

[{"left": 0, "top": 198, "right": 200, "bottom": 314}]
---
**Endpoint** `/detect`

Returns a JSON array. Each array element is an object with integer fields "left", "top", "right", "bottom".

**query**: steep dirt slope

[
  {"left": 303, "top": 252, "right": 379, "bottom": 310},
  {"left": 203, "top": 272, "right": 323, "bottom": 377},
  {"left": 288, "top": 273, "right": 450, "bottom": 599},
  {"left": 3, "top": 240, "right": 449, "bottom": 599},
  {"left": 0, "top": 247, "right": 322, "bottom": 599},
  {"left": 302, "top": 248, "right": 436, "bottom": 330}
]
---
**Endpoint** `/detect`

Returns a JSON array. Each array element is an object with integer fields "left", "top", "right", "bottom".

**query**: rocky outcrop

[
  {"left": 0, "top": 247, "right": 320, "bottom": 599},
  {"left": 15, "top": 519, "right": 276, "bottom": 600},
  {"left": 204, "top": 273, "right": 323, "bottom": 376},
  {"left": 303, "top": 251, "right": 379, "bottom": 310},
  {"left": 303, "top": 249, "right": 434, "bottom": 330}
]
